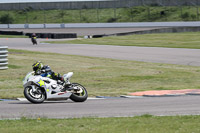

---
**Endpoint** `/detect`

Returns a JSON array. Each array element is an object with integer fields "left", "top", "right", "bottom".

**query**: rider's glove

[{"left": 35, "top": 70, "right": 41, "bottom": 75}]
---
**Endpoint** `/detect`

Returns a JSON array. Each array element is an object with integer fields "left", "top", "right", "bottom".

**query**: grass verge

[
  {"left": 0, "top": 6, "right": 199, "bottom": 23},
  {"left": 45, "top": 32, "right": 200, "bottom": 49},
  {"left": 1, "top": 49, "right": 200, "bottom": 99},
  {"left": 1, "top": 115, "right": 200, "bottom": 133},
  {"left": 0, "top": 35, "right": 28, "bottom": 38}
]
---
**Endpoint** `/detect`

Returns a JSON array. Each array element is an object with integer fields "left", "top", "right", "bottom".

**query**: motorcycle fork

[
  {"left": 32, "top": 85, "right": 37, "bottom": 92},
  {"left": 32, "top": 84, "right": 44, "bottom": 94}
]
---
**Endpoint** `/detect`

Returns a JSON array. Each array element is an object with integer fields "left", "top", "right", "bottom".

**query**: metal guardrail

[
  {"left": 1, "top": 22, "right": 200, "bottom": 29},
  {"left": 0, "top": 46, "right": 8, "bottom": 70}
]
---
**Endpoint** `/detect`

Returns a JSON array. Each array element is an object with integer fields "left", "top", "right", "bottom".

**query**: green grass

[
  {"left": 0, "top": 6, "right": 199, "bottom": 24},
  {"left": 1, "top": 115, "right": 200, "bottom": 133},
  {"left": 0, "top": 35, "right": 28, "bottom": 38},
  {"left": 45, "top": 32, "right": 200, "bottom": 49},
  {"left": 1, "top": 49, "right": 200, "bottom": 99}
]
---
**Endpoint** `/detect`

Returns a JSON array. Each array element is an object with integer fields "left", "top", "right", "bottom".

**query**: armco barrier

[
  {"left": 1, "top": 22, "right": 200, "bottom": 29},
  {"left": 0, "top": 46, "right": 8, "bottom": 70}
]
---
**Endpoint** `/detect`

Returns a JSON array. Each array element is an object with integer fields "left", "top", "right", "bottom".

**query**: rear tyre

[
  {"left": 24, "top": 86, "right": 45, "bottom": 104},
  {"left": 70, "top": 83, "right": 88, "bottom": 102}
]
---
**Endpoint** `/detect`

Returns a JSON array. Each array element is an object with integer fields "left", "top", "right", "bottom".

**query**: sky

[{"left": 0, "top": 0, "right": 111, "bottom": 4}]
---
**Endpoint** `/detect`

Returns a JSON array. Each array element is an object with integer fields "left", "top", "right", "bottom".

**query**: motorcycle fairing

[
  {"left": 36, "top": 79, "right": 46, "bottom": 87},
  {"left": 23, "top": 72, "right": 72, "bottom": 100}
]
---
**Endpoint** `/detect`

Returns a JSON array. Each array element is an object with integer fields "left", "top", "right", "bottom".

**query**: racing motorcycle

[
  {"left": 23, "top": 72, "right": 88, "bottom": 104},
  {"left": 31, "top": 36, "right": 37, "bottom": 45}
]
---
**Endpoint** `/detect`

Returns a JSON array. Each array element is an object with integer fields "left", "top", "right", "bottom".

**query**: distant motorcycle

[
  {"left": 23, "top": 71, "right": 88, "bottom": 104},
  {"left": 31, "top": 36, "right": 37, "bottom": 45}
]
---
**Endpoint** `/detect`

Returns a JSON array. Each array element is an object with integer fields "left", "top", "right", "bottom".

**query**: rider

[
  {"left": 32, "top": 61, "right": 64, "bottom": 83},
  {"left": 31, "top": 33, "right": 37, "bottom": 45},
  {"left": 31, "top": 33, "right": 37, "bottom": 38}
]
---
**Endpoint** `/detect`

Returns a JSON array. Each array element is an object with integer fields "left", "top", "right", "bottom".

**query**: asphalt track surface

[
  {"left": 3, "top": 38, "right": 200, "bottom": 66},
  {"left": 1, "top": 96, "right": 200, "bottom": 119},
  {"left": 1, "top": 31, "right": 200, "bottom": 118}
]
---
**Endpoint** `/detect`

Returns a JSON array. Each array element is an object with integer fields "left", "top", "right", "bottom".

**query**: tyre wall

[{"left": 0, "top": 46, "right": 8, "bottom": 70}]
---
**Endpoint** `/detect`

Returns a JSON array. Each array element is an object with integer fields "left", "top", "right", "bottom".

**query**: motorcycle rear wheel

[
  {"left": 70, "top": 83, "right": 88, "bottom": 102},
  {"left": 24, "top": 86, "right": 45, "bottom": 104}
]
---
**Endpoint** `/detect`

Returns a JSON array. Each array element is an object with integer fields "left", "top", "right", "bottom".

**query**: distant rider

[
  {"left": 31, "top": 33, "right": 37, "bottom": 45},
  {"left": 31, "top": 33, "right": 37, "bottom": 38},
  {"left": 32, "top": 61, "right": 64, "bottom": 83}
]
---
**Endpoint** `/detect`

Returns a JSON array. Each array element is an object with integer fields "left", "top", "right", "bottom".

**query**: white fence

[{"left": 0, "top": 46, "right": 8, "bottom": 70}]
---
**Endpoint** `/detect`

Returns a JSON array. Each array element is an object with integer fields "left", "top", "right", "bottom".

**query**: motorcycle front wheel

[
  {"left": 24, "top": 86, "right": 45, "bottom": 104},
  {"left": 70, "top": 83, "right": 88, "bottom": 102}
]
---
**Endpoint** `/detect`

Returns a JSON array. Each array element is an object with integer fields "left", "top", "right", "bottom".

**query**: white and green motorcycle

[{"left": 23, "top": 72, "right": 88, "bottom": 104}]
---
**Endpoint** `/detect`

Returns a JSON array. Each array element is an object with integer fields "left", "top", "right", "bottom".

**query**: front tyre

[
  {"left": 24, "top": 86, "right": 45, "bottom": 104},
  {"left": 70, "top": 83, "right": 88, "bottom": 102}
]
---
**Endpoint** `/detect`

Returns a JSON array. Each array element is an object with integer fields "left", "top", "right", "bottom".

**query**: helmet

[{"left": 32, "top": 61, "right": 43, "bottom": 72}]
